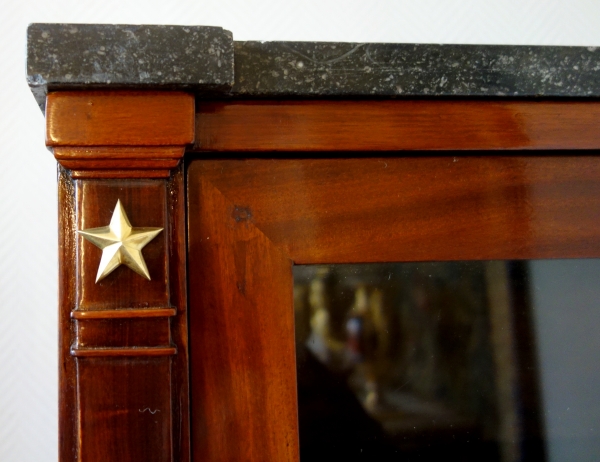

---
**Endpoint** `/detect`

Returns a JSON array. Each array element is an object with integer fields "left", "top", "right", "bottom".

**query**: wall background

[{"left": 1, "top": 1, "right": 600, "bottom": 461}]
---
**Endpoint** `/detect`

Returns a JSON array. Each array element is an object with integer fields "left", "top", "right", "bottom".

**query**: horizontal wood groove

[
  {"left": 60, "top": 159, "right": 180, "bottom": 170},
  {"left": 53, "top": 146, "right": 185, "bottom": 160},
  {"left": 194, "top": 100, "right": 600, "bottom": 151},
  {"left": 46, "top": 91, "right": 195, "bottom": 146},
  {"left": 71, "top": 308, "right": 177, "bottom": 319},
  {"left": 70, "top": 346, "right": 177, "bottom": 357},
  {"left": 71, "top": 169, "right": 171, "bottom": 179}
]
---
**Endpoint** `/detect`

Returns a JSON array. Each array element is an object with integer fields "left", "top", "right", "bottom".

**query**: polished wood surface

[
  {"left": 46, "top": 89, "right": 600, "bottom": 462},
  {"left": 71, "top": 347, "right": 178, "bottom": 357},
  {"left": 190, "top": 156, "right": 600, "bottom": 264},
  {"left": 187, "top": 176, "right": 300, "bottom": 462},
  {"left": 51, "top": 91, "right": 193, "bottom": 462},
  {"left": 76, "top": 179, "right": 169, "bottom": 308},
  {"left": 47, "top": 91, "right": 195, "bottom": 146},
  {"left": 71, "top": 169, "right": 173, "bottom": 179},
  {"left": 188, "top": 155, "right": 600, "bottom": 461},
  {"left": 77, "top": 357, "right": 173, "bottom": 461},
  {"left": 47, "top": 92, "right": 194, "bottom": 178},
  {"left": 54, "top": 147, "right": 184, "bottom": 178},
  {"left": 58, "top": 169, "right": 78, "bottom": 462},
  {"left": 71, "top": 307, "right": 177, "bottom": 319},
  {"left": 76, "top": 318, "right": 170, "bottom": 348},
  {"left": 59, "top": 170, "right": 189, "bottom": 461},
  {"left": 194, "top": 100, "right": 600, "bottom": 151}
]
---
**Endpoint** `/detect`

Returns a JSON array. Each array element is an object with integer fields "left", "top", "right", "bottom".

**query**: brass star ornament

[{"left": 77, "top": 200, "right": 163, "bottom": 282}]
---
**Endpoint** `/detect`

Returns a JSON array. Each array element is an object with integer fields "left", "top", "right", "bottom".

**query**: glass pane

[{"left": 293, "top": 260, "right": 600, "bottom": 461}]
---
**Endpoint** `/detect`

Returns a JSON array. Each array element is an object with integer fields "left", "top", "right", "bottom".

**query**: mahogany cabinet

[{"left": 27, "top": 24, "right": 600, "bottom": 461}]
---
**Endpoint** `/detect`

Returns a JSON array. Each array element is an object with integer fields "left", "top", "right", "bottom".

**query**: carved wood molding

[
  {"left": 47, "top": 91, "right": 194, "bottom": 178},
  {"left": 48, "top": 91, "right": 194, "bottom": 462}
]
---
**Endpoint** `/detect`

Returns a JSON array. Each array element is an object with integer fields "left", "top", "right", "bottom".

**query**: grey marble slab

[
  {"left": 232, "top": 41, "right": 600, "bottom": 98},
  {"left": 27, "top": 23, "right": 600, "bottom": 112},
  {"left": 27, "top": 23, "right": 234, "bottom": 111}
]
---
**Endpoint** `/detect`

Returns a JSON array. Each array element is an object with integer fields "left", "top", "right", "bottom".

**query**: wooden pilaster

[{"left": 47, "top": 91, "right": 194, "bottom": 462}]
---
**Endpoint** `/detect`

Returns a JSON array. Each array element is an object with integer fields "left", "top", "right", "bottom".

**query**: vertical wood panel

[
  {"left": 166, "top": 166, "right": 191, "bottom": 462},
  {"left": 58, "top": 168, "right": 78, "bottom": 462},
  {"left": 78, "top": 358, "right": 173, "bottom": 462},
  {"left": 187, "top": 177, "right": 299, "bottom": 462},
  {"left": 50, "top": 91, "right": 193, "bottom": 462},
  {"left": 76, "top": 179, "right": 169, "bottom": 310},
  {"left": 58, "top": 168, "right": 189, "bottom": 462}
]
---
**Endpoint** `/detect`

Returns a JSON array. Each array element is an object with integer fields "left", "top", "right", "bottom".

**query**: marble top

[{"left": 27, "top": 23, "right": 600, "bottom": 111}]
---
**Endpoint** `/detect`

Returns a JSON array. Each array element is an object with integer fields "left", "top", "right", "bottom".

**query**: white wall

[{"left": 1, "top": 1, "right": 600, "bottom": 461}]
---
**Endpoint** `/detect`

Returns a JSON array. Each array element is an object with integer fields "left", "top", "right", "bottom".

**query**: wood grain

[
  {"left": 49, "top": 90, "right": 193, "bottom": 462},
  {"left": 46, "top": 91, "right": 195, "bottom": 146},
  {"left": 72, "top": 175, "right": 177, "bottom": 461},
  {"left": 187, "top": 155, "right": 600, "bottom": 461},
  {"left": 187, "top": 177, "right": 300, "bottom": 462},
  {"left": 166, "top": 165, "right": 191, "bottom": 462},
  {"left": 76, "top": 318, "right": 171, "bottom": 348},
  {"left": 71, "top": 347, "right": 178, "bottom": 357},
  {"left": 57, "top": 168, "right": 189, "bottom": 462},
  {"left": 190, "top": 156, "right": 600, "bottom": 264},
  {"left": 54, "top": 146, "right": 185, "bottom": 159},
  {"left": 58, "top": 168, "right": 78, "bottom": 462},
  {"left": 59, "top": 159, "right": 180, "bottom": 170},
  {"left": 55, "top": 146, "right": 185, "bottom": 178},
  {"left": 77, "top": 358, "right": 173, "bottom": 462},
  {"left": 71, "top": 169, "right": 172, "bottom": 179},
  {"left": 76, "top": 179, "right": 169, "bottom": 309},
  {"left": 71, "top": 308, "right": 177, "bottom": 319},
  {"left": 194, "top": 100, "right": 600, "bottom": 151}
]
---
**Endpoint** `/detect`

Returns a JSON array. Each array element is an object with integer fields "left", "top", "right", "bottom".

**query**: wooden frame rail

[
  {"left": 187, "top": 155, "right": 600, "bottom": 461},
  {"left": 194, "top": 100, "right": 600, "bottom": 152}
]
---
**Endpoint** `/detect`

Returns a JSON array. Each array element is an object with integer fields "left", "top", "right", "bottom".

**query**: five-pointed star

[{"left": 77, "top": 199, "right": 163, "bottom": 282}]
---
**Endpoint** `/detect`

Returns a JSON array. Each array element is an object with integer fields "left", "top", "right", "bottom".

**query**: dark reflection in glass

[{"left": 294, "top": 261, "right": 565, "bottom": 461}]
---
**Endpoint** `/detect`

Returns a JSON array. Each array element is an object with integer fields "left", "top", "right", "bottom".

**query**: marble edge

[
  {"left": 27, "top": 23, "right": 235, "bottom": 111},
  {"left": 27, "top": 24, "right": 600, "bottom": 112},
  {"left": 231, "top": 41, "right": 600, "bottom": 99}
]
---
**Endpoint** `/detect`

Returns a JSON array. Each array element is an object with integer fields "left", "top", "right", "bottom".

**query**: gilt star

[{"left": 77, "top": 199, "right": 163, "bottom": 282}]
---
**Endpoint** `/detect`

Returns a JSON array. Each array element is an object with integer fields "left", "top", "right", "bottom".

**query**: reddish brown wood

[
  {"left": 76, "top": 318, "right": 171, "bottom": 348},
  {"left": 194, "top": 100, "right": 600, "bottom": 151},
  {"left": 59, "top": 159, "right": 180, "bottom": 170},
  {"left": 46, "top": 91, "right": 195, "bottom": 146},
  {"left": 58, "top": 169, "right": 189, "bottom": 462},
  {"left": 76, "top": 179, "right": 169, "bottom": 309},
  {"left": 187, "top": 155, "right": 600, "bottom": 461},
  {"left": 190, "top": 157, "right": 600, "bottom": 264},
  {"left": 58, "top": 169, "right": 78, "bottom": 462},
  {"left": 187, "top": 177, "right": 300, "bottom": 462},
  {"left": 71, "top": 169, "right": 172, "bottom": 178},
  {"left": 166, "top": 165, "right": 192, "bottom": 462},
  {"left": 54, "top": 146, "right": 185, "bottom": 159},
  {"left": 71, "top": 308, "right": 177, "bottom": 319},
  {"left": 77, "top": 358, "right": 173, "bottom": 462},
  {"left": 71, "top": 347, "right": 178, "bottom": 357},
  {"left": 55, "top": 146, "right": 185, "bottom": 177},
  {"left": 48, "top": 91, "right": 600, "bottom": 462},
  {"left": 49, "top": 90, "right": 193, "bottom": 462}
]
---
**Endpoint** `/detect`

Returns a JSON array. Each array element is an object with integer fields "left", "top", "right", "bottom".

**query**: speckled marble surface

[
  {"left": 27, "top": 23, "right": 600, "bottom": 111},
  {"left": 27, "top": 23, "right": 234, "bottom": 110},
  {"left": 232, "top": 41, "right": 600, "bottom": 98}
]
